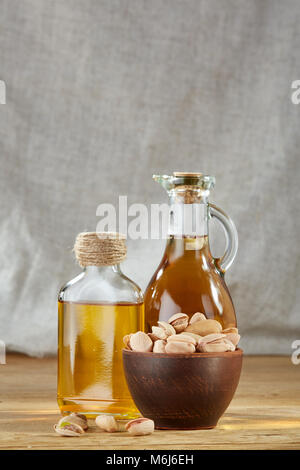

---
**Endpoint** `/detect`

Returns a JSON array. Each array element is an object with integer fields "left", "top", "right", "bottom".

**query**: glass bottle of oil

[
  {"left": 57, "top": 232, "right": 144, "bottom": 419},
  {"left": 144, "top": 172, "right": 238, "bottom": 330}
]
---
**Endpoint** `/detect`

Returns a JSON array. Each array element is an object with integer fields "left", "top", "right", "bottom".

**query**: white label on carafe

[{"left": 168, "top": 203, "right": 207, "bottom": 236}]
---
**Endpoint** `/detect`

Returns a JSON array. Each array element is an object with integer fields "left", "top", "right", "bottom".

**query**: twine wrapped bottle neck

[{"left": 74, "top": 232, "right": 127, "bottom": 267}]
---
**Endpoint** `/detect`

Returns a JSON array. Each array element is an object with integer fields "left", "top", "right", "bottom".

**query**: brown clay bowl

[{"left": 123, "top": 348, "right": 243, "bottom": 430}]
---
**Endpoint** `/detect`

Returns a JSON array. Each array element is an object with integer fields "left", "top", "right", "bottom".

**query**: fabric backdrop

[{"left": 0, "top": 0, "right": 299, "bottom": 356}]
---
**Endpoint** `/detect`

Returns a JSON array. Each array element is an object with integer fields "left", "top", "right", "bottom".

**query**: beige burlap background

[{"left": 0, "top": 0, "right": 299, "bottom": 355}]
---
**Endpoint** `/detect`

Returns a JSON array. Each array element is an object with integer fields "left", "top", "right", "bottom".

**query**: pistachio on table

[
  {"left": 94, "top": 415, "right": 154, "bottom": 435},
  {"left": 54, "top": 421, "right": 85, "bottom": 436},
  {"left": 57, "top": 412, "right": 88, "bottom": 431},
  {"left": 95, "top": 415, "right": 119, "bottom": 432},
  {"left": 125, "top": 418, "right": 155, "bottom": 436}
]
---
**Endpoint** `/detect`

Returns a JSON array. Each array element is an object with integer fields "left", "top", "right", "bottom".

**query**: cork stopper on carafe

[
  {"left": 172, "top": 172, "right": 212, "bottom": 204},
  {"left": 153, "top": 172, "right": 215, "bottom": 203},
  {"left": 173, "top": 171, "right": 203, "bottom": 177}
]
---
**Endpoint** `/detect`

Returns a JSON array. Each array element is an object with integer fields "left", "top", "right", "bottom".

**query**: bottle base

[{"left": 57, "top": 397, "right": 141, "bottom": 420}]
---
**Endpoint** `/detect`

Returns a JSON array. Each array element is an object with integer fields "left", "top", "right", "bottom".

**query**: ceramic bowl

[{"left": 123, "top": 348, "right": 243, "bottom": 430}]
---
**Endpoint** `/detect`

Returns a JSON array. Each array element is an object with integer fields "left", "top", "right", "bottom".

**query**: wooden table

[{"left": 0, "top": 354, "right": 299, "bottom": 450}]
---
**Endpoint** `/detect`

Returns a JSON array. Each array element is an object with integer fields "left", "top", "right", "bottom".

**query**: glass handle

[{"left": 209, "top": 203, "right": 238, "bottom": 273}]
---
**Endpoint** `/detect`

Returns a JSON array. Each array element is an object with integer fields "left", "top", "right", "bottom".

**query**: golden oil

[
  {"left": 145, "top": 236, "right": 236, "bottom": 330},
  {"left": 57, "top": 300, "right": 144, "bottom": 419}
]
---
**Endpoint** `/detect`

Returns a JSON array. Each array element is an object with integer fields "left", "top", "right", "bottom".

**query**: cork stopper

[
  {"left": 153, "top": 172, "right": 215, "bottom": 203},
  {"left": 173, "top": 172, "right": 203, "bottom": 177},
  {"left": 74, "top": 232, "right": 127, "bottom": 267}
]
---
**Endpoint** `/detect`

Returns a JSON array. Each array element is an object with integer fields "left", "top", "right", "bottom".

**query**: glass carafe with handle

[{"left": 144, "top": 172, "right": 238, "bottom": 330}]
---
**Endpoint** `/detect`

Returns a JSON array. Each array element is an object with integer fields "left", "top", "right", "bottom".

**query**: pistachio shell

[
  {"left": 153, "top": 339, "right": 166, "bottom": 353},
  {"left": 185, "top": 319, "right": 222, "bottom": 336},
  {"left": 157, "top": 321, "right": 176, "bottom": 336},
  {"left": 167, "top": 334, "right": 197, "bottom": 345},
  {"left": 58, "top": 413, "right": 88, "bottom": 431},
  {"left": 189, "top": 312, "right": 206, "bottom": 324},
  {"left": 54, "top": 422, "right": 84, "bottom": 436},
  {"left": 123, "top": 334, "right": 132, "bottom": 350},
  {"left": 95, "top": 415, "right": 118, "bottom": 432},
  {"left": 222, "top": 327, "right": 238, "bottom": 335},
  {"left": 198, "top": 333, "right": 225, "bottom": 344},
  {"left": 182, "top": 332, "right": 202, "bottom": 342},
  {"left": 167, "top": 313, "right": 189, "bottom": 333},
  {"left": 224, "top": 333, "right": 240, "bottom": 346},
  {"left": 223, "top": 338, "right": 236, "bottom": 351},
  {"left": 151, "top": 326, "right": 167, "bottom": 340},
  {"left": 148, "top": 332, "right": 158, "bottom": 342},
  {"left": 129, "top": 331, "right": 153, "bottom": 352},
  {"left": 198, "top": 337, "right": 235, "bottom": 353},
  {"left": 196, "top": 333, "right": 225, "bottom": 352},
  {"left": 148, "top": 332, "right": 158, "bottom": 341},
  {"left": 165, "top": 341, "right": 196, "bottom": 354},
  {"left": 125, "top": 418, "right": 154, "bottom": 436}
]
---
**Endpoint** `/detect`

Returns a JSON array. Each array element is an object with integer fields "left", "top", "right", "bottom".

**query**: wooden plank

[{"left": 0, "top": 354, "right": 299, "bottom": 449}]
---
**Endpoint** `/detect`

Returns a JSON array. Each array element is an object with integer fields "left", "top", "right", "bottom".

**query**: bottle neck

[
  {"left": 84, "top": 265, "right": 122, "bottom": 276},
  {"left": 168, "top": 197, "right": 209, "bottom": 238}
]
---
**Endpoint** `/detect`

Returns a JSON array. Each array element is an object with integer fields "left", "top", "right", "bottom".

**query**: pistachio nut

[
  {"left": 223, "top": 338, "right": 236, "bottom": 351},
  {"left": 196, "top": 333, "right": 225, "bottom": 351},
  {"left": 123, "top": 334, "right": 132, "bottom": 350},
  {"left": 167, "top": 333, "right": 197, "bottom": 345},
  {"left": 151, "top": 326, "right": 168, "bottom": 340},
  {"left": 185, "top": 319, "right": 222, "bottom": 336},
  {"left": 221, "top": 328, "right": 240, "bottom": 346},
  {"left": 95, "top": 415, "right": 118, "bottom": 432},
  {"left": 153, "top": 339, "right": 167, "bottom": 353},
  {"left": 148, "top": 332, "right": 158, "bottom": 342},
  {"left": 222, "top": 327, "right": 238, "bottom": 335},
  {"left": 224, "top": 333, "right": 240, "bottom": 346},
  {"left": 58, "top": 412, "right": 88, "bottom": 431},
  {"left": 125, "top": 418, "right": 155, "bottom": 436},
  {"left": 167, "top": 313, "right": 189, "bottom": 333},
  {"left": 198, "top": 333, "right": 226, "bottom": 344},
  {"left": 157, "top": 321, "right": 176, "bottom": 336},
  {"left": 54, "top": 421, "right": 84, "bottom": 436},
  {"left": 129, "top": 331, "right": 153, "bottom": 352},
  {"left": 165, "top": 341, "right": 196, "bottom": 354},
  {"left": 198, "top": 336, "right": 235, "bottom": 353},
  {"left": 189, "top": 312, "right": 206, "bottom": 324},
  {"left": 181, "top": 332, "right": 202, "bottom": 342}
]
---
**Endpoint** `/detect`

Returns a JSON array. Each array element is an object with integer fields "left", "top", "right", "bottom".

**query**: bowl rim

[{"left": 123, "top": 347, "right": 243, "bottom": 359}]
